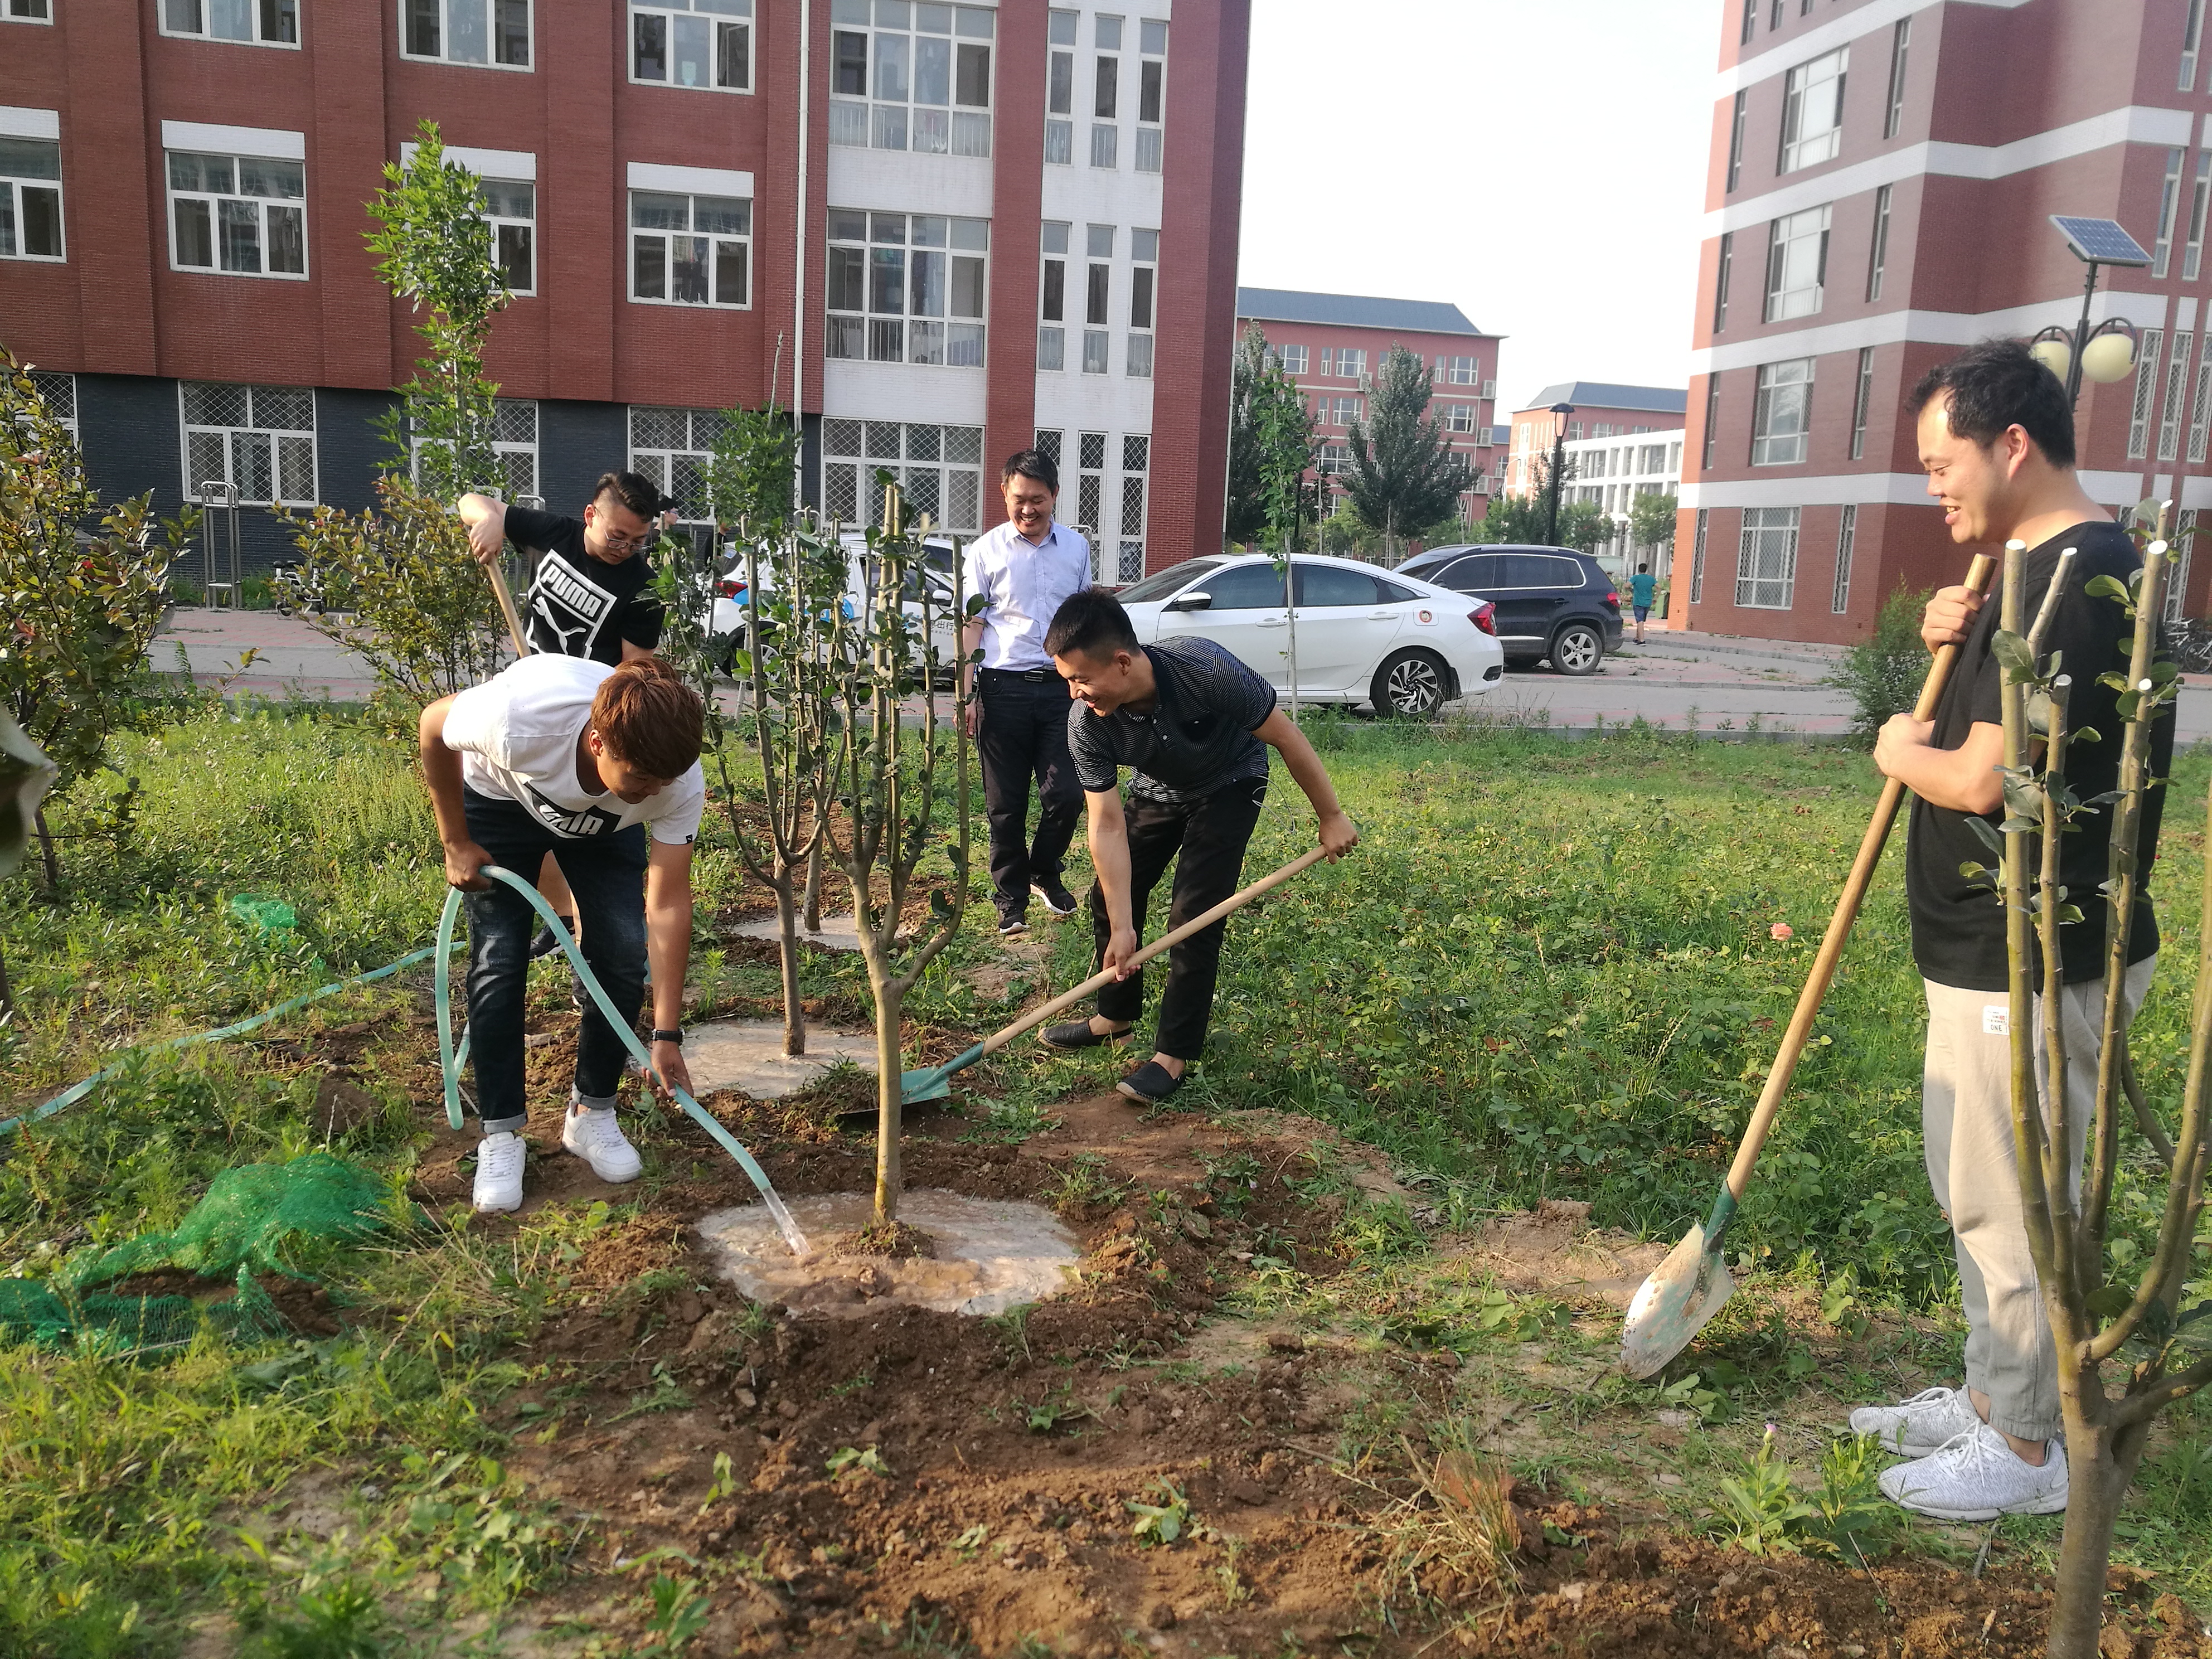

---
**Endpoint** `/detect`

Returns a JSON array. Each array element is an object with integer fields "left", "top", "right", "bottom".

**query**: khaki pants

[{"left": 1920, "top": 958, "right": 2153, "bottom": 1443}]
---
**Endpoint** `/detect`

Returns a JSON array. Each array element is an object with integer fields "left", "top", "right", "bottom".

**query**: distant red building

[
  {"left": 1505, "top": 382, "right": 1688, "bottom": 499},
  {"left": 1233, "top": 287, "right": 1502, "bottom": 518}
]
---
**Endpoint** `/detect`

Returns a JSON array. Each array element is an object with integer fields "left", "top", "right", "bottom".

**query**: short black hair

[
  {"left": 1045, "top": 589, "right": 1136, "bottom": 659},
  {"left": 1002, "top": 449, "right": 1060, "bottom": 494},
  {"left": 591, "top": 470, "right": 665, "bottom": 520},
  {"left": 1637, "top": 562, "right": 1650, "bottom": 573},
  {"left": 1907, "top": 338, "right": 2077, "bottom": 469}
]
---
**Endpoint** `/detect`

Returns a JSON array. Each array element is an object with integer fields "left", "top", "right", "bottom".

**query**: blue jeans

[{"left": 462, "top": 789, "right": 649, "bottom": 1133}]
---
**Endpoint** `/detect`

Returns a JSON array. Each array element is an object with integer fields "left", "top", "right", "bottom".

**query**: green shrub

[{"left": 1826, "top": 584, "right": 1931, "bottom": 748}]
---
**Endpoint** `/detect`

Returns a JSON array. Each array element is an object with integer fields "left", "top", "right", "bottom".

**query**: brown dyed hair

[{"left": 590, "top": 657, "right": 704, "bottom": 781}]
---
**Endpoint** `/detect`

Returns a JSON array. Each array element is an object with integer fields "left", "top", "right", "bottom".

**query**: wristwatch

[{"left": 651, "top": 1028, "right": 685, "bottom": 1045}]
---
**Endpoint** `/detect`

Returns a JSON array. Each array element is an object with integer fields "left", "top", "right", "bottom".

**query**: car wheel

[
  {"left": 1371, "top": 649, "right": 1449, "bottom": 717},
  {"left": 1551, "top": 622, "right": 1604, "bottom": 676}
]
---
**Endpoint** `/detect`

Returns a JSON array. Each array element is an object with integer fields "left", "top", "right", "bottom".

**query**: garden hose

[
  {"left": 435, "top": 867, "right": 809, "bottom": 1257},
  {"left": 0, "top": 940, "right": 463, "bottom": 1139}
]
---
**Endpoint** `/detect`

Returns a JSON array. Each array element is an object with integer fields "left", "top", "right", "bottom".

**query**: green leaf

[
  {"left": 2085, "top": 573, "right": 2130, "bottom": 602},
  {"left": 2084, "top": 1283, "right": 2135, "bottom": 1320},
  {"left": 1991, "top": 630, "right": 2035, "bottom": 674}
]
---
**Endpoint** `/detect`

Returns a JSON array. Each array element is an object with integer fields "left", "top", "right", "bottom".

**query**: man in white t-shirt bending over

[{"left": 419, "top": 654, "right": 707, "bottom": 1213}]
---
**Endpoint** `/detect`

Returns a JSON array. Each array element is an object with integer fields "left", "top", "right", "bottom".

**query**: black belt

[{"left": 981, "top": 666, "right": 1056, "bottom": 682}]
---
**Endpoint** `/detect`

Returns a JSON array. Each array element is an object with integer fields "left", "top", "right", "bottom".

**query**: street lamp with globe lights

[
  {"left": 2029, "top": 215, "right": 2152, "bottom": 406},
  {"left": 1543, "top": 401, "right": 1574, "bottom": 546}
]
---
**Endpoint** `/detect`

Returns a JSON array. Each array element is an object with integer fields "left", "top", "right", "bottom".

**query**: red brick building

[
  {"left": 1, "top": 0, "right": 1250, "bottom": 579},
  {"left": 1231, "top": 287, "right": 1503, "bottom": 517},
  {"left": 1676, "top": 0, "right": 2210, "bottom": 644},
  {"left": 1504, "top": 382, "right": 1687, "bottom": 498}
]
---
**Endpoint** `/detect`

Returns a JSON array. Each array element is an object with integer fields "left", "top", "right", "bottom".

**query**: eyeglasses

[{"left": 595, "top": 526, "right": 653, "bottom": 550}]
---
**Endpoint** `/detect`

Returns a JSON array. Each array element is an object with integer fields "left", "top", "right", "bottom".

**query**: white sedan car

[{"left": 1112, "top": 553, "right": 1505, "bottom": 716}]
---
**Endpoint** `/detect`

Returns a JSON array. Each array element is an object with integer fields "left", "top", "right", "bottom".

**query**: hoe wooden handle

[
  {"left": 486, "top": 558, "right": 531, "bottom": 658},
  {"left": 1721, "top": 550, "right": 1997, "bottom": 1199}
]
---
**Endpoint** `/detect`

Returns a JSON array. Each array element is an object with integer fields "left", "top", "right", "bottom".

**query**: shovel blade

[
  {"left": 1618, "top": 1224, "right": 1735, "bottom": 1379},
  {"left": 899, "top": 1066, "right": 952, "bottom": 1105}
]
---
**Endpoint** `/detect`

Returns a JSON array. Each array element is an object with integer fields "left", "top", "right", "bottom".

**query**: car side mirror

[{"left": 1165, "top": 591, "right": 1212, "bottom": 612}]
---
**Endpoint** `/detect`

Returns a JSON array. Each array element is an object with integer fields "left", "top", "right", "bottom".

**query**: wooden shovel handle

[
  {"left": 976, "top": 844, "right": 1336, "bottom": 1060},
  {"left": 486, "top": 558, "right": 531, "bottom": 658},
  {"left": 1721, "top": 551, "right": 1996, "bottom": 1199}
]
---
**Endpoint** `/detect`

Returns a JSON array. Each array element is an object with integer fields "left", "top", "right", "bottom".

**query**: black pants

[
  {"left": 462, "top": 790, "right": 649, "bottom": 1132},
  {"left": 1090, "top": 778, "right": 1267, "bottom": 1063},
  {"left": 979, "top": 668, "right": 1081, "bottom": 916}
]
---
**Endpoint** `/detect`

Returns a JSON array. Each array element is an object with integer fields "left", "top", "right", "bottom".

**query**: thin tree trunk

[
  {"left": 774, "top": 872, "right": 806, "bottom": 1058},
  {"left": 32, "top": 807, "right": 57, "bottom": 898},
  {"left": 0, "top": 937, "right": 13, "bottom": 1024},
  {"left": 803, "top": 841, "right": 824, "bottom": 933},
  {"left": 2048, "top": 1444, "right": 2135, "bottom": 1658},
  {"left": 871, "top": 976, "right": 903, "bottom": 1225}
]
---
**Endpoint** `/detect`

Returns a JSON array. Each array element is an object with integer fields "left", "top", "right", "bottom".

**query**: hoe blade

[{"left": 1618, "top": 1223, "right": 1734, "bottom": 1380}]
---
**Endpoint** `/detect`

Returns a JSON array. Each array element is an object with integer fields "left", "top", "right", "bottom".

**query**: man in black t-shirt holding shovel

[{"left": 1860, "top": 339, "right": 2172, "bottom": 1523}]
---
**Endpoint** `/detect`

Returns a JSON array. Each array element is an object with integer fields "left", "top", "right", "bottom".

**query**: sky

[{"left": 1237, "top": 0, "right": 1716, "bottom": 417}]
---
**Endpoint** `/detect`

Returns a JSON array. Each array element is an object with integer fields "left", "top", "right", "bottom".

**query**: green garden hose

[{"left": 435, "top": 867, "right": 809, "bottom": 1257}]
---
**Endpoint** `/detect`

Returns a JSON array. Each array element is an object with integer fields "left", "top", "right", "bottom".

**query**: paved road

[{"left": 153, "top": 608, "right": 2212, "bottom": 743}]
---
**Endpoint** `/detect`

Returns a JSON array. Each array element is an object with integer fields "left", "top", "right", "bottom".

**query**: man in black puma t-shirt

[
  {"left": 1858, "top": 339, "right": 2173, "bottom": 1523},
  {"left": 458, "top": 470, "right": 667, "bottom": 664}
]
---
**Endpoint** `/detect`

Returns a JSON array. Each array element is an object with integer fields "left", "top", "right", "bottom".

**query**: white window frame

[
  {"left": 401, "top": 0, "right": 533, "bottom": 70},
  {"left": 825, "top": 206, "right": 989, "bottom": 367},
  {"left": 1038, "top": 219, "right": 1068, "bottom": 371},
  {"left": 2129, "top": 328, "right": 2165, "bottom": 459},
  {"left": 629, "top": 0, "right": 753, "bottom": 94},
  {"left": 629, "top": 164, "right": 753, "bottom": 309},
  {"left": 2187, "top": 341, "right": 2212, "bottom": 464},
  {"left": 1850, "top": 344, "right": 1875, "bottom": 460},
  {"left": 1763, "top": 202, "right": 1830, "bottom": 322},
  {"left": 30, "top": 369, "right": 74, "bottom": 437},
  {"left": 159, "top": 0, "right": 299, "bottom": 47},
  {"left": 2161, "top": 332, "right": 2194, "bottom": 464},
  {"left": 1750, "top": 357, "right": 1813, "bottom": 467},
  {"left": 1090, "top": 12, "right": 1122, "bottom": 170},
  {"left": 1126, "top": 226, "right": 1156, "bottom": 378},
  {"left": 1116, "top": 433, "right": 1149, "bottom": 583},
  {"left": 1778, "top": 46, "right": 1847, "bottom": 174},
  {"left": 1275, "top": 343, "right": 1308, "bottom": 376},
  {"left": 487, "top": 397, "right": 539, "bottom": 503},
  {"left": 2156, "top": 146, "right": 2187, "bottom": 279},
  {"left": 1336, "top": 347, "right": 1365, "bottom": 381},
  {"left": 1736, "top": 506, "right": 1800, "bottom": 609},
  {"left": 1866, "top": 182, "right": 1892, "bottom": 302},
  {"left": 478, "top": 177, "right": 535, "bottom": 294},
  {"left": 401, "top": 142, "right": 537, "bottom": 296},
  {"left": 829, "top": 0, "right": 995, "bottom": 158},
  {"left": 1442, "top": 355, "right": 1477, "bottom": 386},
  {"left": 1441, "top": 403, "right": 1476, "bottom": 434},
  {"left": 180, "top": 381, "right": 318, "bottom": 507},
  {"left": 2, "top": 0, "right": 51, "bottom": 21},
  {"left": 1134, "top": 16, "right": 1166, "bottom": 174},
  {"left": 1831, "top": 502, "right": 1856, "bottom": 614},
  {"left": 1690, "top": 508, "right": 1709, "bottom": 604},
  {"left": 1045, "top": 7, "right": 1076, "bottom": 163},
  {"left": 0, "top": 113, "right": 63, "bottom": 263},
  {"left": 2186, "top": 0, "right": 2205, "bottom": 93},
  {"left": 819, "top": 418, "right": 984, "bottom": 532},
  {"left": 163, "top": 126, "right": 308, "bottom": 282},
  {"left": 1882, "top": 17, "right": 1910, "bottom": 139},
  {"left": 628, "top": 405, "right": 725, "bottom": 527}
]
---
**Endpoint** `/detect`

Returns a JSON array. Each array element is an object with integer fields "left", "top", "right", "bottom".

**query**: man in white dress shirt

[{"left": 961, "top": 450, "right": 1095, "bottom": 934}]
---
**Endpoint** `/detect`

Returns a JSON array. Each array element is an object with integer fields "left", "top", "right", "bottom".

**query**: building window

[
  {"left": 1075, "top": 429, "right": 1105, "bottom": 542},
  {"left": 1038, "top": 220, "right": 1067, "bottom": 370},
  {"left": 1275, "top": 343, "right": 1308, "bottom": 375},
  {"left": 1736, "top": 506, "right": 1800, "bottom": 609},
  {"left": 1883, "top": 17, "right": 1910, "bottom": 139},
  {"left": 632, "top": 0, "right": 751, "bottom": 92},
  {"left": 1764, "top": 203, "right": 1829, "bottom": 322},
  {"left": 1325, "top": 396, "right": 1362, "bottom": 428},
  {"left": 1739, "top": 0, "right": 1753, "bottom": 45},
  {"left": 1046, "top": 7, "right": 1075, "bottom": 163},
  {"left": 1134, "top": 17, "right": 1165, "bottom": 173},
  {"left": 0, "top": 134, "right": 62, "bottom": 261},
  {"left": 1090, "top": 12, "right": 1120, "bottom": 168},
  {"left": 2161, "top": 332, "right": 2193, "bottom": 463},
  {"left": 2129, "top": 328, "right": 2165, "bottom": 459},
  {"left": 1126, "top": 227, "right": 1156, "bottom": 377},
  {"left": 1750, "top": 358, "right": 1813, "bottom": 466},
  {"left": 627, "top": 408, "right": 724, "bottom": 542},
  {"left": 1725, "top": 89, "right": 1747, "bottom": 193},
  {"left": 821, "top": 419, "right": 984, "bottom": 532},
  {"left": 1690, "top": 508, "right": 1709, "bottom": 603},
  {"left": 2168, "top": 511, "right": 2196, "bottom": 624},
  {"left": 1439, "top": 355, "right": 1477, "bottom": 385},
  {"left": 830, "top": 0, "right": 995, "bottom": 157},
  {"left": 632, "top": 188, "right": 749, "bottom": 307},
  {"left": 167, "top": 148, "right": 305, "bottom": 279},
  {"left": 1032, "top": 427, "right": 1061, "bottom": 467},
  {"left": 161, "top": 0, "right": 298, "bottom": 45},
  {"left": 1335, "top": 348, "right": 1366, "bottom": 380},
  {"left": 1442, "top": 403, "right": 1476, "bottom": 434},
  {"left": 826, "top": 207, "right": 987, "bottom": 366},
  {"left": 1712, "top": 231, "right": 1733, "bottom": 332},
  {"left": 1118, "top": 433, "right": 1148, "bottom": 583},
  {"left": 31, "top": 370, "right": 74, "bottom": 438},
  {"left": 1768, "top": 0, "right": 1782, "bottom": 27},
  {"left": 3, "top": 0, "right": 51, "bottom": 18},
  {"left": 481, "top": 177, "right": 534, "bottom": 293},
  {"left": 181, "top": 381, "right": 316, "bottom": 506},
  {"left": 1081, "top": 221, "right": 1111, "bottom": 373},
  {"left": 2186, "top": 152, "right": 2212, "bottom": 284},
  {"left": 1778, "top": 47, "right": 1847, "bottom": 174},
  {"left": 1866, "top": 183, "right": 1892, "bottom": 301},
  {"left": 2188, "top": 339, "right": 2212, "bottom": 464},
  {"left": 492, "top": 397, "right": 538, "bottom": 502},
  {"left": 1830, "top": 503, "right": 1856, "bottom": 614},
  {"left": 404, "top": 0, "right": 531, "bottom": 67},
  {"left": 2186, "top": 0, "right": 2205, "bottom": 92},
  {"left": 2156, "top": 147, "right": 2187, "bottom": 278},
  {"left": 1850, "top": 345, "right": 1874, "bottom": 460}
]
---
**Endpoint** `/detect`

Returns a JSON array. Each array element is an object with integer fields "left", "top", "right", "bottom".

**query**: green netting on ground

[{"left": 0, "top": 1153, "right": 395, "bottom": 1353}]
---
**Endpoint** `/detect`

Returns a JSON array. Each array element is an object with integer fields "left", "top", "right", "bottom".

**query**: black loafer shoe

[
  {"left": 1117, "top": 1060, "right": 1184, "bottom": 1103},
  {"left": 1040, "top": 1020, "right": 1133, "bottom": 1050},
  {"left": 1031, "top": 877, "right": 1078, "bottom": 917}
]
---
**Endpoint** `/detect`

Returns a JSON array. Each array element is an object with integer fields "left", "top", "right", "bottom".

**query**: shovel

[
  {"left": 485, "top": 556, "right": 532, "bottom": 658},
  {"left": 900, "top": 843, "right": 1338, "bottom": 1105},
  {"left": 1618, "top": 550, "right": 1997, "bottom": 1379}
]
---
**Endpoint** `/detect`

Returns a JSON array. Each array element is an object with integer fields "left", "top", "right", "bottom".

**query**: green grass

[{"left": 3, "top": 706, "right": 2209, "bottom": 1646}]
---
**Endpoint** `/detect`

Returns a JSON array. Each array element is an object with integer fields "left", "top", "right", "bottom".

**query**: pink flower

[{"left": 1770, "top": 923, "right": 1794, "bottom": 941}]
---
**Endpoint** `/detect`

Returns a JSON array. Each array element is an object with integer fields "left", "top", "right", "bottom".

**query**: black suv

[{"left": 1393, "top": 544, "right": 1622, "bottom": 675}]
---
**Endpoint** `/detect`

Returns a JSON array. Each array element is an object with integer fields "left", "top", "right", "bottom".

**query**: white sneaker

[
  {"left": 562, "top": 1105, "right": 642, "bottom": 1183},
  {"left": 1878, "top": 1422, "right": 2068, "bottom": 1520},
  {"left": 472, "top": 1132, "right": 526, "bottom": 1214},
  {"left": 1849, "top": 1385, "right": 1983, "bottom": 1457}
]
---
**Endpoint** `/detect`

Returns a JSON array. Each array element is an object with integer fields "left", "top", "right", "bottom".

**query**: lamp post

[
  {"left": 2029, "top": 215, "right": 2151, "bottom": 407},
  {"left": 1542, "top": 401, "right": 1574, "bottom": 547}
]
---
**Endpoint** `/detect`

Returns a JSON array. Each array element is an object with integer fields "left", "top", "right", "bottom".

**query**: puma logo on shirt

[{"left": 530, "top": 555, "right": 617, "bottom": 657}]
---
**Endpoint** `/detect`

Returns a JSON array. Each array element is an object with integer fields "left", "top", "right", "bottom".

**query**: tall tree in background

[
  {"left": 1225, "top": 324, "right": 1313, "bottom": 545},
  {"left": 1628, "top": 491, "right": 1679, "bottom": 564},
  {"left": 1342, "top": 345, "right": 1476, "bottom": 561}
]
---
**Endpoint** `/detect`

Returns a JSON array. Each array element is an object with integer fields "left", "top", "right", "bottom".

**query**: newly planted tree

[
  {"left": 1987, "top": 540, "right": 2211, "bottom": 1658},
  {"left": 653, "top": 401, "right": 852, "bottom": 1056},
  {"left": 1342, "top": 345, "right": 1477, "bottom": 564},
  {"left": 822, "top": 482, "right": 976, "bottom": 1230}
]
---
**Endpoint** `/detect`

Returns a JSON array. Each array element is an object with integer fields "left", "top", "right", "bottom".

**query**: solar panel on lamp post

[{"left": 2031, "top": 215, "right": 2152, "bottom": 408}]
